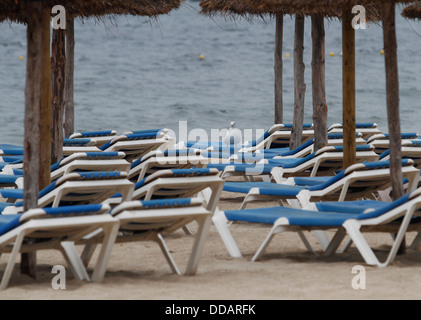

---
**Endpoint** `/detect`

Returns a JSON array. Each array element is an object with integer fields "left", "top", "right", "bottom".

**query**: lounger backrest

[
  {"left": 63, "top": 138, "right": 97, "bottom": 146},
  {"left": 307, "top": 159, "right": 414, "bottom": 192},
  {"left": 135, "top": 168, "right": 220, "bottom": 190},
  {"left": 67, "top": 130, "right": 117, "bottom": 139},
  {"left": 55, "top": 171, "right": 127, "bottom": 187},
  {"left": 111, "top": 198, "right": 204, "bottom": 215},
  {"left": 100, "top": 132, "right": 165, "bottom": 151}
]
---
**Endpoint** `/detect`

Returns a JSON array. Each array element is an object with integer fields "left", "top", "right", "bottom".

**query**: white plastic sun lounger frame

[
  {"left": 0, "top": 204, "right": 119, "bottom": 289},
  {"left": 128, "top": 150, "right": 208, "bottom": 182},
  {"left": 237, "top": 160, "right": 420, "bottom": 210},
  {"left": 81, "top": 198, "right": 213, "bottom": 278},
  {"left": 219, "top": 146, "right": 379, "bottom": 183},
  {"left": 1, "top": 172, "right": 135, "bottom": 214},
  {"left": 214, "top": 188, "right": 421, "bottom": 267},
  {"left": 132, "top": 170, "right": 223, "bottom": 212},
  {"left": 328, "top": 123, "right": 383, "bottom": 140}
]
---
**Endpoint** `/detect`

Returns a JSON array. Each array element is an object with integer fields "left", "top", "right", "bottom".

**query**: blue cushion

[
  {"left": 315, "top": 200, "right": 390, "bottom": 214},
  {"left": 86, "top": 152, "right": 119, "bottom": 159},
  {"left": 223, "top": 181, "right": 289, "bottom": 193},
  {"left": 0, "top": 214, "right": 21, "bottom": 236},
  {"left": 171, "top": 168, "right": 210, "bottom": 176},
  {"left": 293, "top": 176, "right": 332, "bottom": 186},
  {"left": 0, "top": 175, "right": 20, "bottom": 185},
  {"left": 42, "top": 204, "right": 106, "bottom": 216},
  {"left": 77, "top": 130, "right": 114, "bottom": 138},
  {"left": 1, "top": 156, "right": 23, "bottom": 164},
  {"left": 63, "top": 138, "right": 92, "bottom": 146},
  {"left": 138, "top": 198, "right": 191, "bottom": 209},
  {"left": 0, "top": 149, "right": 23, "bottom": 155},
  {"left": 225, "top": 192, "right": 411, "bottom": 226},
  {"left": 0, "top": 189, "right": 24, "bottom": 199}
]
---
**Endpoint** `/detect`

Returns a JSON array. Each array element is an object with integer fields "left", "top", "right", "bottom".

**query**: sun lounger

[
  {"left": 108, "top": 168, "right": 224, "bottom": 212},
  {"left": 208, "top": 145, "right": 379, "bottom": 183},
  {"left": 328, "top": 122, "right": 383, "bottom": 140},
  {"left": 100, "top": 132, "right": 171, "bottom": 162},
  {"left": 67, "top": 130, "right": 117, "bottom": 147},
  {"left": 1, "top": 152, "right": 131, "bottom": 182},
  {"left": 0, "top": 171, "right": 134, "bottom": 214},
  {"left": 366, "top": 133, "right": 419, "bottom": 155},
  {"left": 213, "top": 187, "right": 421, "bottom": 266},
  {"left": 177, "top": 123, "right": 314, "bottom": 152},
  {"left": 80, "top": 197, "right": 214, "bottom": 280},
  {"left": 0, "top": 203, "right": 118, "bottom": 289},
  {"left": 128, "top": 149, "right": 207, "bottom": 182},
  {"left": 222, "top": 159, "right": 420, "bottom": 209}
]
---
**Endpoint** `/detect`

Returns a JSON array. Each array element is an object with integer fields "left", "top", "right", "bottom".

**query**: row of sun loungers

[{"left": 0, "top": 122, "right": 421, "bottom": 289}]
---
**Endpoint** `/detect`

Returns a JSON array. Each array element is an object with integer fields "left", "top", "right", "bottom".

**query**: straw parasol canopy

[
  {"left": 0, "top": 0, "right": 182, "bottom": 24},
  {"left": 200, "top": 0, "right": 411, "bottom": 20},
  {"left": 402, "top": 2, "right": 421, "bottom": 19}
]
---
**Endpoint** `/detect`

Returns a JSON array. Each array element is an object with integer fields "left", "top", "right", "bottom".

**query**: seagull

[{"left": 223, "top": 121, "right": 242, "bottom": 153}]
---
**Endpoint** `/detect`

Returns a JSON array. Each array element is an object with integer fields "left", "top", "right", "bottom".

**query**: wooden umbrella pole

[
  {"left": 311, "top": 14, "right": 328, "bottom": 151},
  {"left": 290, "top": 14, "right": 306, "bottom": 150},
  {"left": 383, "top": 2, "right": 405, "bottom": 254},
  {"left": 383, "top": 2, "right": 404, "bottom": 200},
  {"left": 342, "top": 7, "right": 356, "bottom": 168},
  {"left": 274, "top": 13, "right": 283, "bottom": 124},
  {"left": 21, "top": 1, "right": 43, "bottom": 278},
  {"left": 51, "top": 27, "right": 66, "bottom": 163},
  {"left": 39, "top": 4, "right": 52, "bottom": 190},
  {"left": 64, "top": 16, "right": 75, "bottom": 138}
]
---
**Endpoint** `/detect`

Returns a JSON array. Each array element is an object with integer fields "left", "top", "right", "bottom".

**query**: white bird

[{"left": 223, "top": 121, "right": 242, "bottom": 153}]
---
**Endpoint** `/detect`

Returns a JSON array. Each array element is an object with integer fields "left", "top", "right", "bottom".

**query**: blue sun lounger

[
  {"left": 108, "top": 168, "right": 224, "bottom": 212},
  {"left": 213, "top": 187, "right": 421, "bottom": 267},
  {"left": 80, "top": 197, "right": 214, "bottom": 278},
  {"left": 0, "top": 203, "right": 118, "bottom": 289},
  {"left": 208, "top": 145, "right": 379, "bottom": 183},
  {"left": 0, "top": 171, "right": 134, "bottom": 214},
  {"left": 0, "top": 152, "right": 131, "bottom": 191},
  {"left": 178, "top": 123, "right": 314, "bottom": 152},
  {"left": 222, "top": 160, "right": 420, "bottom": 209},
  {"left": 128, "top": 149, "right": 207, "bottom": 182},
  {"left": 99, "top": 132, "right": 171, "bottom": 161}
]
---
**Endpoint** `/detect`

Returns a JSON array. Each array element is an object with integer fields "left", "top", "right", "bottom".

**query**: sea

[{"left": 0, "top": 1, "right": 421, "bottom": 146}]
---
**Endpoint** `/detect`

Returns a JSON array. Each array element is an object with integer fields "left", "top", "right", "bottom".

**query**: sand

[{"left": 1, "top": 190, "right": 421, "bottom": 300}]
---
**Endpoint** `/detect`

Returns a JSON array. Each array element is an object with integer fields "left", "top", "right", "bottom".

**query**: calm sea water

[{"left": 0, "top": 1, "right": 421, "bottom": 146}]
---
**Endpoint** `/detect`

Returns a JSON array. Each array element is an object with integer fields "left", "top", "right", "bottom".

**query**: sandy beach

[{"left": 1, "top": 188, "right": 421, "bottom": 301}]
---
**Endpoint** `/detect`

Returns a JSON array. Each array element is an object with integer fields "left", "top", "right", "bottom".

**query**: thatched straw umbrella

[
  {"left": 200, "top": 0, "right": 375, "bottom": 151},
  {"left": 402, "top": 2, "right": 421, "bottom": 19},
  {"left": 0, "top": 0, "right": 181, "bottom": 279},
  {"left": 201, "top": 0, "right": 412, "bottom": 200}
]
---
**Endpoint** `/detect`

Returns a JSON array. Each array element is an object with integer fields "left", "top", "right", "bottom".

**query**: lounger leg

[
  {"left": 155, "top": 233, "right": 181, "bottom": 275},
  {"left": 252, "top": 225, "right": 282, "bottom": 262},
  {"left": 91, "top": 223, "right": 119, "bottom": 282},
  {"left": 343, "top": 220, "right": 380, "bottom": 266},
  {"left": 240, "top": 189, "right": 261, "bottom": 210},
  {"left": 185, "top": 216, "right": 211, "bottom": 275},
  {"left": 1, "top": 232, "right": 26, "bottom": 290},
  {"left": 212, "top": 209, "right": 242, "bottom": 258},
  {"left": 81, "top": 244, "right": 98, "bottom": 267},
  {"left": 324, "top": 227, "right": 347, "bottom": 256},
  {"left": 305, "top": 231, "right": 332, "bottom": 252},
  {"left": 60, "top": 242, "right": 90, "bottom": 281},
  {"left": 182, "top": 226, "right": 193, "bottom": 236},
  {"left": 409, "top": 232, "right": 421, "bottom": 250},
  {"left": 298, "top": 231, "right": 318, "bottom": 254},
  {"left": 338, "top": 238, "right": 353, "bottom": 253}
]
